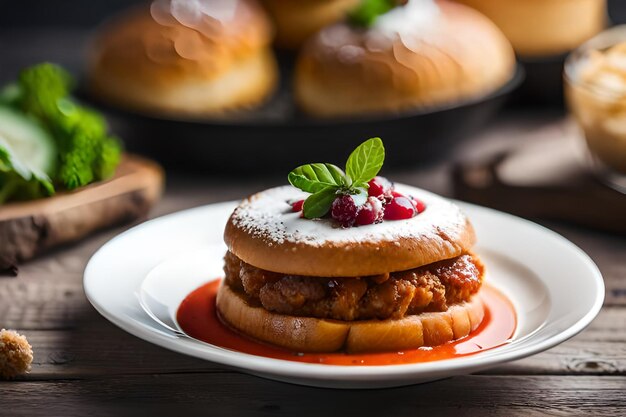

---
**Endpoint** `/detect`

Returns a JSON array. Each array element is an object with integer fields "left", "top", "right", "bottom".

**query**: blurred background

[
  {"left": 2, "top": 0, "right": 622, "bottom": 166},
  {"left": 1, "top": 0, "right": 626, "bottom": 236},
  {"left": 1, "top": 0, "right": 625, "bottom": 30}
]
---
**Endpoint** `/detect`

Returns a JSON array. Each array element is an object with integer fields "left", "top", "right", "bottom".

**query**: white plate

[{"left": 84, "top": 201, "right": 604, "bottom": 389}]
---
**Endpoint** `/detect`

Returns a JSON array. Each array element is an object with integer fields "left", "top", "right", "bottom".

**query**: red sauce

[{"left": 177, "top": 280, "right": 516, "bottom": 366}]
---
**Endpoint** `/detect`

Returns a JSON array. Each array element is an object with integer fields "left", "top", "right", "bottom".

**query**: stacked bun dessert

[
  {"left": 88, "top": 0, "right": 277, "bottom": 116},
  {"left": 294, "top": 0, "right": 516, "bottom": 117},
  {"left": 454, "top": 0, "right": 607, "bottom": 57},
  {"left": 217, "top": 138, "right": 486, "bottom": 352},
  {"left": 262, "top": 0, "right": 359, "bottom": 49}
]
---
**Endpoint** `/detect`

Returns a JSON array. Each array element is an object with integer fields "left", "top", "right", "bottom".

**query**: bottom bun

[{"left": 216, "top": 283, "right": 485, "bottom": 353}]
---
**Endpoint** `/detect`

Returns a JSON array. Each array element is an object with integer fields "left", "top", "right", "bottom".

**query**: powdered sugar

[
  {"left": 151, "top": 0, "right": 239, "bottom": 28},
  {"left": 374, "top": 0, "right": 440, "bottom": 40},
  {"left": 230, "top": 184, "right": 469, "bottom": 247}
]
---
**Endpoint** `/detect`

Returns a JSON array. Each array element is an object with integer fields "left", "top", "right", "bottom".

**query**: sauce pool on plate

[{"left": 176, "top": 280, "right": 516, "bottom": 366}]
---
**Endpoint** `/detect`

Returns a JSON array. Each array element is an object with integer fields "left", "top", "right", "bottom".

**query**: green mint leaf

[
  {"left": 286, "top": 137, "right": 387, "bottom": 220},
  {"left": 323, "top": 163, "right": 350, "bottom": 187},
  {"left": 345, "top": 137, "right": 385, "bottom": 185},
  {"left": 303, "top": 187, "right": 338, "bottom": 219},
  {"left": 288, "top": 163, "right": 347, "bottom": 194},
  {"left": 348, "top": 0, "right": 398, "bottom": 28}
]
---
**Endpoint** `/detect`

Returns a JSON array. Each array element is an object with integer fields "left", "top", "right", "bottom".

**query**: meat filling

[{"left": 224, "top": 251, "right": 484, "bottom": 321}]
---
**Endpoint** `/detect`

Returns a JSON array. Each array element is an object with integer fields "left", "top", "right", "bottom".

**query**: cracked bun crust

[
  {"left": 88, "top": 0, "right": 277, "bottom": 116},
  {"left": 224, "top": 184, "right": 476, "bottom": 277},
  {"left": 294, "top": 0, "right": 515, "bottom": 117}
]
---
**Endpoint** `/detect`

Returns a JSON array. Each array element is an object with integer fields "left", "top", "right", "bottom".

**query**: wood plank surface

[
  {"left": 0, "top": 103, "right": 624, "bottom": 415},
  {"left": 2, "top": 375, "right": 625, "bottom": 417},
  {"left": 6, "top": 306, "right": 625, "bottom": 379}
]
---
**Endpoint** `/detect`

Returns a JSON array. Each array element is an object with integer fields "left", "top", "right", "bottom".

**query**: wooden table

[
  {"left": 1, "top": 111, "right": 625, "bottom": 416},
  {"left": 1, "top": 30, "right": 625, "bottom": 417}
]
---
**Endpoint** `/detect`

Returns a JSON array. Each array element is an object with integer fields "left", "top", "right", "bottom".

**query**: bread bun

[
  {"left": 220, "top": 181, "right": 485, "bottom": 353},
  {"left": 216, "top": 282, "right": 485, "bottom": 353},
  {"left": 294, "top": 0, "right": 515, "bottom": 117},
  {"left": 261, "top": 0, "right": 359, "bottom": 49},
  {"left": 224, "top": 184, "right": 475, "bottom": 277},
  {"left": 88, "top": 0, "right": 278, "bottom": 116},
  {"left": 454, "top": 0, "right": 607, "bottom": 57}
]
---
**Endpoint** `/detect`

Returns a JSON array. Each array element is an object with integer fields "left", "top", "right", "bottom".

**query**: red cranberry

[
  {"left": 384, "top": 196, "right": 416, "bottom": 220},
  {"left": 291, "top": 199, "right": 304, "bottom": 212},
  {"left": 331, "top": 195, "right": 358, "bottom": 227},
  {"left": 385, "top": 190, "right": 407, "bottom": 205},
  {"left": 368, "top": 176, "right": 392, "bottom": 197},
  {"left": 412, "top": 198, "right": 426, "bottom": 214},
  {"left": 355, "top": 197, "right": 384, "bottom": 226}
]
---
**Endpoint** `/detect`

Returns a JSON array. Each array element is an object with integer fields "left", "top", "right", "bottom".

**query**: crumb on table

[{"left": 0, "top": 329, "right": 33, "bottom": 379}]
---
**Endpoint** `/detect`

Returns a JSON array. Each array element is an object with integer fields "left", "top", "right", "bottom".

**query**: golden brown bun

[
  {"left": 217, "top": 283, "right": 485, "bottom": 353},
  {"left": 224, "top": 185, "right": 476, "bottom": 277},
  {"left": 294, "top": 0, "right": 515, "bottom": 117},
  {"left": 261, "top": 0, "right": 359, "bottom": 49},
  {"left": 88, "top": 1, "right": 278, "bottom": 116},
  {"left": 455, "top": 0, "right": 606, "bottom": 57}
]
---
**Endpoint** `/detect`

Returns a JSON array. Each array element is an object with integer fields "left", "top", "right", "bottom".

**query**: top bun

[
  {"left": 88, "top": 0, "right": 277, "bottom": 116},
  {"left": 224, "top": 184, "right": 476, "bottom": 277},
  {"left": 294, "top": 0, "right": 515, "bottom": 117}
]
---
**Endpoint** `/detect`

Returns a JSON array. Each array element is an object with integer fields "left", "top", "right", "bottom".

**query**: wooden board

[
  {"left": 452, "top": 129, "right": 626, "bottom": 234},
  {"left": 0, "top": 155, "right": 164, "bottom": 274}
]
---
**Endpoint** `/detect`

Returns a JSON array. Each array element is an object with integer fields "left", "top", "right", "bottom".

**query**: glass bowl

[{"left": 565, "top": 25, "right": 626, "bottom": 193}]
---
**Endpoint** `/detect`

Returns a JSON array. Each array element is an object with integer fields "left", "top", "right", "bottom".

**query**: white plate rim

[{"left": 84, "top": 200, "right": 605, "bottom": 384}]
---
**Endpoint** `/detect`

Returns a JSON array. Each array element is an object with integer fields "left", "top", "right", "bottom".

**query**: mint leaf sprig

[{"left": 288, "top": 137, "right": 385, "bottom": 219}]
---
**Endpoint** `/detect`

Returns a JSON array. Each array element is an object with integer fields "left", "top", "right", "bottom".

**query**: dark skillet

[
  {"left": 83, "top": 63, "right": 524, "bottom": 174},
  {"left": 509, "top": 54, "right": 567, "bottom": 107}
]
